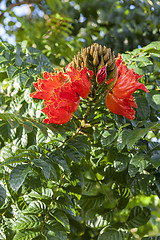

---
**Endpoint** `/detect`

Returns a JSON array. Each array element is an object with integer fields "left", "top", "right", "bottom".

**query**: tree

[{"left": 0, "top": 0, "right": 160, "bottom": 239}]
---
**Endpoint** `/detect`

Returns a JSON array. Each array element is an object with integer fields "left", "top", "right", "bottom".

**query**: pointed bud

[
  {"left": 93, "top": 51, "right": 99, "bottom": 66},
  {"left": 97, "top": 66, "right": 107, "bottom": 84}
]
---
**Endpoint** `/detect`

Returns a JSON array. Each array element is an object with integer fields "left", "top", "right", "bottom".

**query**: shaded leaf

[
  {"left": 23, "top": 121, "right": 33, "bottom": 133},
  {"left": 0, "top": 185, "right": 6, "bottom": 207},
  {"left": 7, "top": 65, "right": 17, "bottom": 78},
  {"left": 79, "top": 194, "right": 105, "bottom": 211},
  {"left": 98, "top": 228, "right": 128, "bottom": 240},
  {"left": 32, "top": 158, "right": 51, "bottom": 180},
  {"left": 101, "top": 130, "right": 117, "bottom": 146},
  {"left": 117, "top": 130, "right": 131, "bottom": 151},
  {"left": 126, "top": 206, "right": 151, "bottom": 228},
  {"left": 128, "top": 153, "right": 148, "bottom": 177},
  {"left": 150, "top": 154, "right": 160, "bottom": 168},
  {"left": 136, "top": 95, "right": 150, "bottom": 120},
  {"left": 50, "top": 209, "right": 70, "bottom": 231},
  {"left": 9, "top": 165, "right": 31, "bottom": 191}
]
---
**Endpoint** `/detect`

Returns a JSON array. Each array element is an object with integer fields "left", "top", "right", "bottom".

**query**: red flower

[
  {"left": 66, "top": 65, "right": 93, "bottom": 99},
  {"left": 105, "top": 54, "right": 148, "bottom": 120},
  {"left": 30, "top": 67, "right": 93, "bottom": 124}
]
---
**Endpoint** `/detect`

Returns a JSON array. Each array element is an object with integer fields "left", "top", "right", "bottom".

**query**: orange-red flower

[
  {"left": 30, "top": 67, "right": 93, "bottom": 124},
  {"left": 105, "top": 54, "right": 148, "bottom": 120},
  {"left": 66, "top": 65, "right": 93, "bottom": 99}
]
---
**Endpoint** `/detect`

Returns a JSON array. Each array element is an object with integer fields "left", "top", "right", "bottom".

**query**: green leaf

[
  {"left": 32, "top": 158, "right": 51, "bottom": 180},
  {"left": 63, "top": 145, "right": 83, "bottom": 163},
  {"left": 57, "top": 195, "right": 75, "bottom": 216},
  {"left": 142, "top": 41, "right": 160, "bottom": 52},
  {"left": 134, "top": 55, "right": 152, "bottom": 64},
  {"left": 15, "top": 55, "right": 23, "bottom": 67},
  {"left": 129, "top": 174, "right": 154, "bottom": 196},
  {"left": 83, "top": 178, "right": 97, "bottom": 193},
  {"left": 0, "top": 185, "right": 6, "bottom": 207},
  {"left": 149, "top": 142, "right": 160, "bottom": 151},
  {"left": 127, "top": 127, "right": 152, "bottom": 150},
  {"left": 31, "top": 121, "right": 48, "bottom": 137},
  {"left": 43, "top": 227, "right": 67, "bottom": 240},
  {"left": 142, "top": 236, "right": 160, "bottom": 240},
  {"left": 13, "top": 215, "right": 42, "bottom": 230},
  {"left": 117, "top": 129, "right": 131, "bottom": 151},
  {"left": 147, "top": 91, "right": 160, "bottom": 110},
  {"left": 150, "top": 154, "right": 160, "bottom": 168},
  {"left": 7, "top": 65, "right": 17, "bottom": 78},
  {"left": 50, "top": 209, "right": 70, "bottom": 231},
  {"left": 101, "top": 130, "right": 117, "bottom": 146},
  {"left": 17, "top": 195, "right": 28, "bottom": 211},
  {"left": 68, "top": 135, "right": 90, "bottom": 154},
  {"left": 0, "top": 120, "right": 11, "bottom": 141},
  {"left": 98, "top": 228, "right": 128, "bottom": 240},
  {"left": 50, "top": 151, "right": 70, "bottom": 174},
  {"left": 19, "top": 73, "right": 29, "bottom": 86},
  {"left": 0, "top": 56, "right": 7, "bottom": 63},
  {"left": 44, "top": 219, "right": 67, "bottom": 239},
  {"left": 136, "top": 95, "right": 150, "bottom": 120},
  {"left": 79, "top": 194, "right": 105, "bottom": 211},
  {"left": 36, "top": 129, "right": 46, "bottom": 143},
  {"left": 126, "top": 206, "right": 151, "bottom": 228},
  {"left": 9, "top": 165, "right": 31, "bottom": 191},
  {"left": 7, "top": 117, "right": 19, "bottom": 129},
  {"left": 128, "top": 153, "right": 148, "bottom": 177},
  {"left": 114, "top": 154, "right": 130, "bottom": 172},
  {"left": 23, "top": 121, "right": 33, "bottom": 133},
  {"left": 1, "top": 156, "right": 30, "bottom": 166},
  {"left": 152, "top": 94, "right": 160, "bottom": 105},
  {"left": 13, "top": 230, "right": 40, "bottom": 240},
  {"left": 85, "top": 208, "right": 113, "bottom": 228},
  {"left": 0, "top": 230, "right": 6, "bottom": 240},
  {"left": 23, "top": 200, "right": 47, "bottom": 214}
]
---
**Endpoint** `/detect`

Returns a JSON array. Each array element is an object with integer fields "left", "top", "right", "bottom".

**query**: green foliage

[
  {"left": 0, "top": 1, "right": 160, "bottom": 238},
  {"left": 0, "top": 40, "right": 159, "bottom": 239}
]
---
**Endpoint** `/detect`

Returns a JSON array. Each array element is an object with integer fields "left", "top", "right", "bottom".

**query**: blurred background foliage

[
  {"left": 0, "top": 0, "right": 160, "bottom": 239},
  {"left": 0, "top": 0, "right": 160, "bottom": 65}
]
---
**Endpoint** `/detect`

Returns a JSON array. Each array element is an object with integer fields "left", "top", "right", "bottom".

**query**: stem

[{"left": 0, "top": 0, "right": 41, "bottom": 18}]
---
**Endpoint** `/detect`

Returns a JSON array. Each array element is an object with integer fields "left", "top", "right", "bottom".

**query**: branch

[{"left": 0, "top": 0, "right": 41, "bottom": 19}]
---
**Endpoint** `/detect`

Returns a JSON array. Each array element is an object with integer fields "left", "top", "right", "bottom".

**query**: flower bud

[{"left": 97, "top": 66, "right": 107, "bottom": 84}]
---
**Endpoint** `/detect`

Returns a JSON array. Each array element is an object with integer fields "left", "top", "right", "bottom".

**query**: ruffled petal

[
  {"left": 42, "top": 106, "right": 72, "bottom": 124},
  {"left": 106, "top": 92, "right": 136, "bottom": 120},
  {"left": 66, "top": 66, "right": 92, "bottom": 99},
  {"left": 105, "top": 54, "right": 148, "bottom": 120},
  {"left": 30, "top": 66, "right": 92, "bottom": 124}
]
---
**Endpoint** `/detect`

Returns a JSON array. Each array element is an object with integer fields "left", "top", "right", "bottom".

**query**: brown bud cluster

[{"left": 69, "top": 43, "right": 117, "bottom": 81}]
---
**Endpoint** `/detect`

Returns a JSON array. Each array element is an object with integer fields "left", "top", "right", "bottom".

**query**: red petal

[
  {"left": 106, "top": 92, "right": 136, "bottom": 120},
  {"left": 42, "top": 106, "right": 72, "bottom": 124},
  {"left": 66, "top": 67, "right": 92, "bottom": 99}
]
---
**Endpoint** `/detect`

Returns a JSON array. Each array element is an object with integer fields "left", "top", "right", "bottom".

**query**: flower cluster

[
  {"left": 30, "top": 67, "right": 93, "bottom": 124},
  {"left": 30, "top": 49, "right": 149, "bottom": 124},
  {"left": 105, "top": 54, "right": 148, "bottom": 120}
]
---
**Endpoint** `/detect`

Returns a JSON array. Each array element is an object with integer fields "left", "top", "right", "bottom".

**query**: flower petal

[
  {"left": 105, "top": 54, "right": 149, "bottom": 120},
  {"left": 106, "top": 92, "right": 136, "bottom": 120},
  {"left": 66, "top": 66, "right": 92, "bottom": 99},
  {"left": 42, "top": 106, "right": 72, "bottom": 124}
]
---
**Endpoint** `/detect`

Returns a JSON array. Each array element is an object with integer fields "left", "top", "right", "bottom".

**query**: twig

[{"left": 0, "top": 0, "right": 40, "bottom": 18}]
